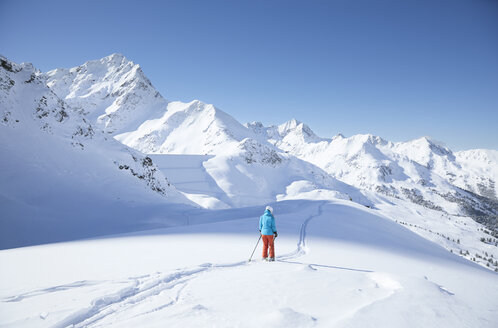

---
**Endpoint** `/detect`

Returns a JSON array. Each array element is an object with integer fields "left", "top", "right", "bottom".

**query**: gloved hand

[{"left": 274, "top": 232, "right": 278, "bottom": 238}]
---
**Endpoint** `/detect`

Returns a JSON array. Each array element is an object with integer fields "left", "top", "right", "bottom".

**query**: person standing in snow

[{"left": 259, "top": 205, "right": 278, "bottom": 261}]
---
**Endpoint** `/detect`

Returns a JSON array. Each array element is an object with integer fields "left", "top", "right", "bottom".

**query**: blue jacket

[{"left": 259, "top": 210, "right": 277, "bottom": 235}]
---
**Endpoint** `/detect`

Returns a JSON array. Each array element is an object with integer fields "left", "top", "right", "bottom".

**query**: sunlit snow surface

[{"left": 1, "top": 200, "right": 497, "bottom": 327}]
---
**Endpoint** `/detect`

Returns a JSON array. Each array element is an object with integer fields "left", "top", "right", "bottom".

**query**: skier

[{"left": 259, "top": 205, "right": 278, "bottom": 261}]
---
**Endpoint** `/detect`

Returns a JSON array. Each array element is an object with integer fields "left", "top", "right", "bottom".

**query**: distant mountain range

[{"left": 1, "top": 53, "right": 497, "bottom": 248}]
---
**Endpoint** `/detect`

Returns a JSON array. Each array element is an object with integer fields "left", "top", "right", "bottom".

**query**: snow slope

[
  {"left": 199, "top": 138, "right": 370, "bottom": 208},
  {"left": 149, "top": 145, "right": 370, "bottom": 209},
  {"left": 1, "top": 199, "right": 496, "bottom": 327},
  {"left": 149, "top": 154, "right": 232, "bottom": 209}
]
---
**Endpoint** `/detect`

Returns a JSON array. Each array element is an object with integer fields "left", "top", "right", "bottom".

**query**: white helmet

[{"left": 265, "top": 205, "right": 273, "bottom": 214}]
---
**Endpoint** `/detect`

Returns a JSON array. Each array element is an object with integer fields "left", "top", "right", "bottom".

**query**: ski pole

[{"left": 248, "top": 235, "right": 262, "bottom": 262}]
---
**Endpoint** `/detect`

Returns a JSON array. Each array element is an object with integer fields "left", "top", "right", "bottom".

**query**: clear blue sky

[{"left": 1, "top": 0, "right": 497, "bottom": 150}]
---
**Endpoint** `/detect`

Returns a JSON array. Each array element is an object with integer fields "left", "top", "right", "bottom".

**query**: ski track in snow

[
  {"left": 278, "top": 201, "right": 325, "bottom": 260},
  {"left": 2, "top": 280, "right": 104, "bottom": 303},
  {"left": 43, "top": 201, "right": 333, "bottom": 327}
]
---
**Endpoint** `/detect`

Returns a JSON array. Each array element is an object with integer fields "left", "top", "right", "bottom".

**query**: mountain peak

[
  {"left": 272, "top": 119, "right": 324, "bottom": 146},
  {"left": 43, "top": 54, "right": 166, "bottom": 135},
  {"left": 278, "top": 119, "right": 315, "bottom": 136},
  {"left": 278, "top": 118, "right": 302, "bottom": 132},
  {"left": 332, "top": 133, "right": 345, "bottom": 140},
  {"left": 95, "top": 53, "right": 132, "bottom": 67},
  {"left": 412, "top": 136, "right": 435, "bottom": 145},
  {"left": 407, "top": 136, "right": 453, "bottom": 157},
  {"left": 347, "top": 133, "right": 387, "bottom": 147},
  {"left": 106, "top": 52, "right": 126, "bottom": 60}
]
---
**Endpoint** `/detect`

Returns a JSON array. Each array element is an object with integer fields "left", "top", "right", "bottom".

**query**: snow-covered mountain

[
  {"left": 247, "top": 119, "right": 329, "bottom": 150},
  {"left": 115, "top": 100, "right": 369, "bottom": 208},
  {"left": 87, "top": 50, "right": 496, "bottom": 234},
  {"left": 245, "top": 121, "right": 498, "bottom": 231},
  {"left": 39, "top": 54, "right": 367, "bottom": 209},
  {"left": 454, "top": 149, "right": 498, "bottom": 200},
  {"left": 40, "top": 54, "right": 498, "bottom": 230},
  {"left": 115, "top": 99, "right": 256, "bottom": 155},
  {"left": 0, "top": 55, "right": 194, "bottom": 248},
  {"left": 43, "top": 53, "right": 167, "bottom": 135},
  {"left": 0, "top": 54, "right": 372, "bottom": 248}
]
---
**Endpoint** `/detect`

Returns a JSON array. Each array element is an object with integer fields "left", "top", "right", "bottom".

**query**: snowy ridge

[
  {"left": 115, "top": 100, "right": 255, "bottom": 155},
  {"left": 247, "top": 119, "right": 328, "bottom": 150}
]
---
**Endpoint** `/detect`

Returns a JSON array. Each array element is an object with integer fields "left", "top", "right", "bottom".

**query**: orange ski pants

[{"left": 262, "top": 234, "right": 275, "bottom": 259}]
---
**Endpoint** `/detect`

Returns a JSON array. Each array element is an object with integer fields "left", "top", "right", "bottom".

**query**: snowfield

[
  {"left": 1, "top": 200, "right": 497, "bottom": 327},
  {"left": 1, "top": 53, "right": 498, "bottom": 327}
]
